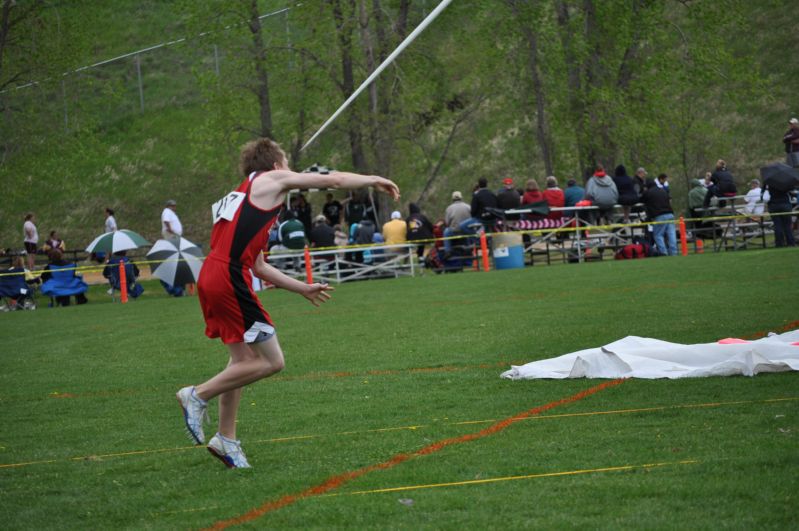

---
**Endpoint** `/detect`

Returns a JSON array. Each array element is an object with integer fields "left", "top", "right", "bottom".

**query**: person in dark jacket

[
  {"left": 641, "top": 176, "right": 677, "bottom": 256},
  {"left": 613, "top": 165, "right": 639, "bottom": 223},
  {"left": 471, "top": 178, "right": 498, "bottom": 229},
  {"left": 309, "top": 215, "right": 336, "bottom": 249},
  {"left": 704, "top": 159, "right": 738, "bottom": 207},
  {"left": 762, "top": 172, "right": 797, "bottom": 247},
  {"left": 406, "top": 203, "right": 434, "bottom": 258},
  {"left": 783, "top": 118, "right": 799, "bottom": 168},
  {"left": 496, "top": 178, "right": 521, "bottom": 210}
]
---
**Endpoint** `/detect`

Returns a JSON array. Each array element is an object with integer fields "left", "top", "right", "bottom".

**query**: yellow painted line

[
  {"left": 322, "top": 460, "right": 700, "bottom": 497},
  {"left": 2, "top": 397, "right": 795, "bottom": 471}
]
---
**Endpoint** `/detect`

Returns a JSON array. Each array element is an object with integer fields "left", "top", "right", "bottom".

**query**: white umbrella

[
  {"left": 85, "top": 229, "right": 150, "bottom": 254},
  {"left": 146, "top": 237, "right": 204, "bottom": 285}
]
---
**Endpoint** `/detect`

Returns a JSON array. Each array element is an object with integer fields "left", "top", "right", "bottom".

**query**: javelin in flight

[{"left": 301, "top": 0, "right": 453, "bottom": 152}]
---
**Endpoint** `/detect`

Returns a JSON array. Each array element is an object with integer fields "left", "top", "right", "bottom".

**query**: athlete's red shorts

[{"left": 198, "top": 255, "right": 275, "bottom": 344}]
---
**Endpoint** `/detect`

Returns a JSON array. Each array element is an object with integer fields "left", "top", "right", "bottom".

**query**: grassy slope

[{"left": 0, "top": 249, "right": 797, "bottom": 528}]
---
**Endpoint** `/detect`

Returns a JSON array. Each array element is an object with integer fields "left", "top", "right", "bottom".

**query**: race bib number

[{"left": 211, "top": 191, "right": 246, "bottom": 224}]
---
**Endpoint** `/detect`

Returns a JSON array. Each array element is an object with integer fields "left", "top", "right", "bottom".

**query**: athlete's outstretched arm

[
  {"left": 250, "top": 170, "right": 399, "bottom": 210},
  {"left": 252, "top": 253, "right": 333, "bottom": 306}
]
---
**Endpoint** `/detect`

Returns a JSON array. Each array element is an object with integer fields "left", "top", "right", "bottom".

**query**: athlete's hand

[
  {"left": 373, "top": 177, "right": 400, "bottom": 201},
  {"left": 303, "top": 282, "right": 334, "bottom": 307}
]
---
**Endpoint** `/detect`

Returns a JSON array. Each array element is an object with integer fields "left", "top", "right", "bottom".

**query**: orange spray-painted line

[{"left": 204, "top": 378, "right": 626, "bottom": 530}]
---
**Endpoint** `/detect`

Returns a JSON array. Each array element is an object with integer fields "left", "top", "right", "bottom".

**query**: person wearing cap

[
  {"left": 161, "top": 199, "right": 183, "bottom": 241},
  {"left": 382, "top": 210, "right": 407, "bottom": 247},
  {"left": 406, "top": 203, "right": 434, "bottom": 259},
  {"left": 309, "top": 214, "right": 336, "bottom": 250},
  {"left": 496, "top": 177, "right": 521, "bottom": 210},
  {"left": 784, "top": 118, "right": 799, "bottom": 168},
  {"left": 443, "top": 191, "right": 473, "bottom": 254}
]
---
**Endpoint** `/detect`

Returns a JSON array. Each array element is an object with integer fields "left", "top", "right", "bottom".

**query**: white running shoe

[
  {"left": 207, "top": 433, "right": 251, "bottom": 469},
  {"left": 176, "top": 386, "right": 209, "bottom": 445}
]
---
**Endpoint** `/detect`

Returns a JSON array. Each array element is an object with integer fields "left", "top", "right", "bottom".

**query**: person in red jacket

[
  {"left": 521, "top": 179, "right": 544, "bottom": 205},
  {"left": 542, "top": 176, "right": 565, "bottom": 220}
]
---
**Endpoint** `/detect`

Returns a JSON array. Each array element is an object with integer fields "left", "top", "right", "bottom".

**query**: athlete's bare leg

[{"left": 195, "top": 336, "right": 285, "bottom": 439}]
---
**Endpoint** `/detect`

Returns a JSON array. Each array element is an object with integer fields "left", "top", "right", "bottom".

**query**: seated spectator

[
  {"left": 309, "top": 214, "right": 336, "bottom": 249},
  {"left": 40, "top": 249, "right": 88, "bottom": 306},
  {"left": 471, "top": 178, "right": 498, "bottom": 230},
  {"left": 542, "top": 176, "right": 565, "bottom": 220},
  {"left": 521, "top": 179, "right": 544, "bottom": 205},
  {"left": 563, "top": 178, "right": 585, "bottom": 218},
  {"left": 42, "top": 231, "right": 66, "bottom": 253},
  {"left": 272, "top": 210, "right": 306, "bottom": 270},
  {"left": 406, "top": 203, "right": 434, "bottom": 258},
  {"left": 496, "top": 178, "right": 521, "bottom": 210},
  {"left": 333, "top": 224, "right": 349, "bottom": 247},
  {"left": 444, "top": 191, "right": 480, "bottom": 255},
  {"left": 613, "top": 165, "right": 639, "bottom": 223},
  {"left": 103, "top": 251, "right": 144, "bottom": 299},
  {"left": 704, "top": 159, "right": 738, "bottom": 208},
  {"left": 382, "top": 211, "right": 408, "bottom": 247},
  {"left": 0, "top": 255, "right": 38, "bottom": 311},
  {"left": 743, "top": 179, "right": 769, "bottom": 217},
  {"left": 585, "top": 166, "right": 618, "bottom": 225}
]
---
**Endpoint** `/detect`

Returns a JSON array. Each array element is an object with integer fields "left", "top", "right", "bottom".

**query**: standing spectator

[
  {"left": 642, "top": 176, "right": 677, "bottom": 256},
  {"left": 344, "top": 191, "right": 367, "bottom": 227},
  {"left": 406, "top": 203, "right": 434, "bottom": 258},
  {"left": 704, "top": 160, "right": 738, "bottom": 208},
  {"left": 294, "top": 194, "right": 312, "bottom": 234},
  {"left": 656, "top": 172, "right": 670, "bottom": 192},
  {"left": 309, "top": 215, "right": 336, "bottom": 248},
  {"left": 743, "top": 179, "right": 769, "bottom": 217},
  {"left": 42, "top": 231, "right": 66, "bottom": 253},
  {"left": 382, "top": 210, "right": 408, "bottom": 246},
  {"left": 322, "top": 193, "right": 343, "bottom": 225},
  {"left": 613, "top": 165, "right": 639, "bottom": 223},
  {"left": 161, "top": 200, "right": 183, "bottom": 241},
  {"left": 521, "top": 179, "right": 544, "bottom": 205},
  {"left": 22, "top": 213, "right": 38, "bottom": 270},
  {"left": 633, "top": 167, "right": 647, "bottom": 197},
  {"left": 542, "top": 176, "right": 565, "bottom": 220},
  {"left": 105, "top": 208, "right": 118, "bottom": 232},
  {"left": 585, "top": 166, "right": 618, "bottom": 225},
  {"left": 443, "top": 191, "right": 474, "bottom": 254},
  {"left": 762, "top": 172, "right": 796, "bottom": 247},
  {"left": 783, "top": 117, "right": 799, "bottom": 168},
  {"left": 496, "top": 178, "right": 521, "bottom": 210},
  {"left": 471, "top": 178, "right": 498, "bottom": 228}
]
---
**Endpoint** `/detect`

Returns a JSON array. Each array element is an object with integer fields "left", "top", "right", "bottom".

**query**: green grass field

[{"left": 1, "top": 250, "right": 798, "bottom": 529}]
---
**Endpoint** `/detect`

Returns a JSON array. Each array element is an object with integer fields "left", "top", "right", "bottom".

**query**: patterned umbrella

[
  {"left": 146, "top": 237, "right": 204, "bottom": 286},
  {"left": 85, "top": 229, "right": 150, "bottom": 254}
]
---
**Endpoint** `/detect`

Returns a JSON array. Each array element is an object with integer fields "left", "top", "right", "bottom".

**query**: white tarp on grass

[{"left": 501, "top": 330, "right": 799, "bottom": 380}]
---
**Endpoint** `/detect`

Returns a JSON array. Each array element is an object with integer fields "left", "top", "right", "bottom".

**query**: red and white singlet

[{"left": 198, "top": 172, "right": 282, "bottom": 344}]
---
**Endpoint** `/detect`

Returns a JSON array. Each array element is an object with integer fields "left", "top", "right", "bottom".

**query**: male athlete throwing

[{"left": 177, "top": 138, "right": 400, "bottom": 468}]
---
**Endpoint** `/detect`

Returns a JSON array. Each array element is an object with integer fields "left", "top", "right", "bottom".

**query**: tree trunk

[
  {"left": 555, "top": 0, "right": 587, "bottom": 177},
  {"left": 509, "top": 0, "right": 554, "bottom": 176},
  {"left": 331, "top": 0, "right": 368, "bottom": 173},
  {"left": 248, "top": 0, "right": 272, "bottom": 139}
]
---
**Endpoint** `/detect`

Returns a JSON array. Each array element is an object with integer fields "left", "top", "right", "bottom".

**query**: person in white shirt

[
  {"left": 23, "top": 212, "right": 39, "bottom": 270},
  {"left": 105, "top": 208, "right": 118, "bottom": 232},
  {"left": 743, "top": 179, "right": 769, "bottom": 217},
  {"left": 161, "top": 199, "right": 183, "bottom": 240}
]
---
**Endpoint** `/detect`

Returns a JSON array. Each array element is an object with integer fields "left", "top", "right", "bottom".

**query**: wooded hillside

[{"left": 0, "top": 0, "right": 795, "bottom": 248}]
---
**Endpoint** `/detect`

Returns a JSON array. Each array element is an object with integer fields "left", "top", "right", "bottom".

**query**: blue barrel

[{"left": 492, "top": 233, "right": 525, "bottom": 270}]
